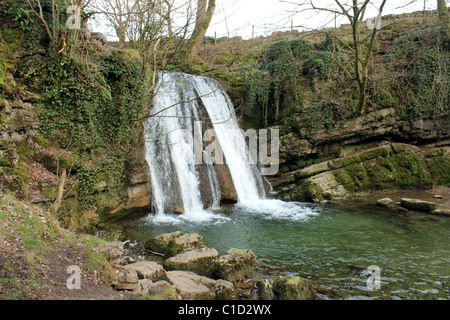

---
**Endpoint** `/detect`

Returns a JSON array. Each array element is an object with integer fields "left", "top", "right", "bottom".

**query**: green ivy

[
  {"left": 305, "top": 99, "right": 346, "bottom": 132},
  {"left": 244, "top": 36, "right": 350, "bottom": 127},
  {"left": 34, "top": 52, "right": 148, "bottom": 209},
  {"left": 386, "top": 27, "right": 449, "bottom": 122}
]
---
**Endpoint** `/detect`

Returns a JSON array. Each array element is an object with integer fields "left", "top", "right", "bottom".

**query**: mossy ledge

[{"left": 277, "top": 143, "right": 450, "bottom": 202}]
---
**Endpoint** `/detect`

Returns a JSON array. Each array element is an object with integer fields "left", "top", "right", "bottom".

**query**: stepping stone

[
  {"left": 401, "top": 198, "right": 437, "bottom": 212},
  {"left": 163, "top": 248, "right": 219, "bottom": 276}
]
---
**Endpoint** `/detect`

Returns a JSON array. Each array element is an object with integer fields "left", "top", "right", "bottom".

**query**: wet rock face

[{"left": 278, "top": 108, "right": 450, "bottom": 178}]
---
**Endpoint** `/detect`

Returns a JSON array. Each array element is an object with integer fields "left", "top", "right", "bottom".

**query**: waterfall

[{"left": 144, "top": 72, "right": 266, "bottom": 219}]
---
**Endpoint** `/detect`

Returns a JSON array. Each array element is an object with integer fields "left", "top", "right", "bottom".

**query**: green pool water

[{"left": 115, "top": 201, "right": 450, "bottom": 300}]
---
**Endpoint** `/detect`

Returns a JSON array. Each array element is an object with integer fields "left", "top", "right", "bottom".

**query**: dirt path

[
  {"left": 0, "top": 240, "right": 138, "bottom": 300},
  {"left": 36, "top": 242, "right": 138, "bottom": 300}
]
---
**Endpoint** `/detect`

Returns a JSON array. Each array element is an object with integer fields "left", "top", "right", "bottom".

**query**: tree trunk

[
  {"left": 438, "top": 0, "right": 449, "bottom": 35},
  {"left": 184, "top": 0, "right": 216, "bottom": 61},
  {"left": 53, "top": 169, "right": 66, "bottom": 214}
]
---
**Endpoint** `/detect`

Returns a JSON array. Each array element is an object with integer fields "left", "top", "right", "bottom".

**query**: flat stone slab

[
  {"left": 165, "top": 270, "right": 233, "bottom": 300},
  {"left": 111, "top": 267, "right": 139, "bottom": 291},
  {"left": 377, "top": 198, "right": 395, "bottom": 207},
  {"left": 401, "top": 198, "right": 437, "bottom": 212},
  {"left": 163, "top": 248, "right": 219, "bottom": 276},
  {"left": 166, "top": 271, "right": 215, "bottom": 300},
  {"left": 124, "top": 261, "right": 166, "bottom": 281},
  {"left": 92, "top": 241, "right": 124, "bottom": 262}
]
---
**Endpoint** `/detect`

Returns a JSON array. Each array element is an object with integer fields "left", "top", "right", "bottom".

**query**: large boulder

[
  {"left": 272, "top": 276, "right": 316, "bottom": 300},
  {"left": 145, "top": 231, "right": 209, "bottom": 257},
  {"left": 257, "top": 275, "right": 316, "bottom": 300},
  {"left": 215, "top": 249, "right": 257, "bottom": 282},
  {"left": 163, "top": 248, "right": 219, "bottom": 277}
]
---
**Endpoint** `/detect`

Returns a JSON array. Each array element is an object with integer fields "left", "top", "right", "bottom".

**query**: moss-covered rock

[
  {"left": 214, "top": 248, "right": 257, "bottom": 282},
  {"left": 163, "top": 248, "right": 219, "bottom": 277},
  {"left": 145, "top": 231, "right": 183, "bottom": 254},
  {"left": 400, "top": 198, "right": 437, "bottom": 212},
  {"left": 145, "top": 231, "right": 209, "bottom": 258},
  {"left": 277, "top": 143, "right": 447, "bottom": 202},
  {"left": 272, "top": 275, "right": 316, "bottom": 300},
  {"left": 144, "top": 280, "right": 182, "bottom": 300}
]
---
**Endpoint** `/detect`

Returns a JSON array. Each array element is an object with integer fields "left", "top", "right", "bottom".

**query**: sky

[
  {"left": 89, "top": 0, "right": 436, "bottom": 41},
  {"left": 207, "top": 0, "right": 433, "bottom": 39}
]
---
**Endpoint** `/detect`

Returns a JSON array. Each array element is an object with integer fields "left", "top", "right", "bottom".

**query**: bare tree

[
  {"left": 25, "top": 0, "right": 55, "bottom": 41},
  {"left": 90, "top": 0, "right": 139, "bottom": 45},
  {"left": 25, "top": 0, "right": 90, "bottom": 54},
  {"left": 183, "top": 0, "right": 216, "bottom": 60},
  {"left": 282, "top": 0, "right": 388, "bottom": 115}
]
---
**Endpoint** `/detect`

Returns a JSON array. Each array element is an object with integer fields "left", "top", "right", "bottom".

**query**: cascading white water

[
  {"left": 189, "top": 75, "right": 266, "bottom": 203},
  {"left": 144, "top": 71, "right": 266, "bottom": 220}
]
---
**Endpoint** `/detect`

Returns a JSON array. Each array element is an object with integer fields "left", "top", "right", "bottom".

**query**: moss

[
  {"left": 164, "top": 241, "right": 182, "bottom": 258},
  {"left": 163, "top": 253, "right": 219, "bottom": 278},
  {"left": 401, "top": 198, "right": 437, "bottom": 212},
  {"left": 143, "top": 282, "right": 181, "bottom": 300},
  {"left": 0, "top": 156, "right": 10, "bottom": 167},
  {"left": 11, "top": 162, "right": 30, "bottom": 184},
  {"left": 298, "top": 181, "right": 324, "bottom": 202},
  {"left": 272, "top": 276, "right": 316, "bottom": 300},
  {"left": 30, "top": 135, "right": 52, "bottom": 148},
  {"left": 15, "top": 142, "right": 35, "bottom": 164},
  {"left": 391, "top": 143, "right": 408, "bottom": 154},
  {"left": 392, "top": 152, "right": 433, "bottom": 189},
  {"left": 426, "top": 155, "right": 450, "bottom": 187}
]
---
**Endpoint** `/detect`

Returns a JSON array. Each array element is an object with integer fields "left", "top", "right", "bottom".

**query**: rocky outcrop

[
  {"left": 99, "top": 164, "right": 152, "bottom": 224},
  {"left": 145, "top": 231, "right": 257, "bottom": 282},
  {"left": 0, "top": 93, "right": 152, "bottom": 230},
  {"left": 102, "top": 233, "right": 238, "bottom": 300},
  {"left": 279, "top": 108, "right": 450, "bottom": 172},
  {"left": 275, "top": 143, "right": 450, "bottom": 202}
]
